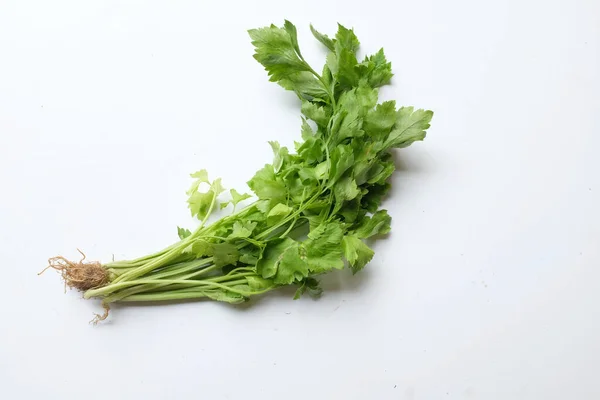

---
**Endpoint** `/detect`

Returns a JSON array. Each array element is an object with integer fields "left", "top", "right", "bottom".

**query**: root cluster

[{"left": 40, "top": 250, "right": 109, "bottom": 292}]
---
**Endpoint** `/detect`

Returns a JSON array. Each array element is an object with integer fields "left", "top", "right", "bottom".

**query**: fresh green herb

[{"left": 42, "top": 21, "right": 433, "bottom": 322}]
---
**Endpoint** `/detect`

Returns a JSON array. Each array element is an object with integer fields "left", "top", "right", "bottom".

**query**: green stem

[
  {"left": 96, "top": 188, "right": 320, "bottom": 302},
  {"left": 119, "top": 283, "right": 275, "bottom": 302},
  {"left": 199, "top": 189, "right": 218, "bottom": 229},
  {"left": 104, "top": 242, "right": 179, "bottom": 268},
  {"left": 111, "top": 238, "right": 196, "bottom": 284},
  {"left": 255, "top": 191, "right": 322, "bottom": 240},
  {"left": 206, "top": 272, "right": 254, "bottom": 283},
  {"left": 100, "top": 263, "right": 221, "bottom": 303},
  {"left": 85, "top": 278, "right": 226, "bottom": 299},
  {"left": 146, "top": 258, "right": 215, "bottom": 280},
  {"left": 193, "top": 200, "right": 259, "bottom": 239},
  {"left": 87, "top": 259, "right": 219, "bottom": 300},
  {"left": 120, "top": 291, "right": 210, "bottom": 302},
  {"left": 279, "top": 217, "right": 298, "bottom": 239},
  {"left": 105, "top": 200, "right": 259, "bottom": 270},
  {"left": 304, "top": 62, "right": 336, "bottom": 109}
]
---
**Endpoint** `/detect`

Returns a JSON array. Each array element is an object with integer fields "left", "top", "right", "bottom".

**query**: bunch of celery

[{"left": 43, "top": 21, "right": 433, "bottom": 321}]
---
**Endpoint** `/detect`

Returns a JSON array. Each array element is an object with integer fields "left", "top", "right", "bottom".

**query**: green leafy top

[{"left": 174, "top": 21, "right": 433, "bottom": 300}]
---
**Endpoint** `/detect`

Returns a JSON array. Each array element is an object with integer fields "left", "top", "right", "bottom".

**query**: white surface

[{"left": 1, "top": 1, "right": 599, "bottom": 399}]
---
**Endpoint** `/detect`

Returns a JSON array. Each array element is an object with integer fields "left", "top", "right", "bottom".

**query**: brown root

[
  {"left": 39, "top": 249, "right": 109, "bottom": 292},
  {"left": 90, "top": 302, "right": 111, "bottom": 325}
]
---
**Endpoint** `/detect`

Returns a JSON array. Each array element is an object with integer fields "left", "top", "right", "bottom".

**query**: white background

[{"left": 1, "top": 1, "right": 599, "bottom": 399}]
